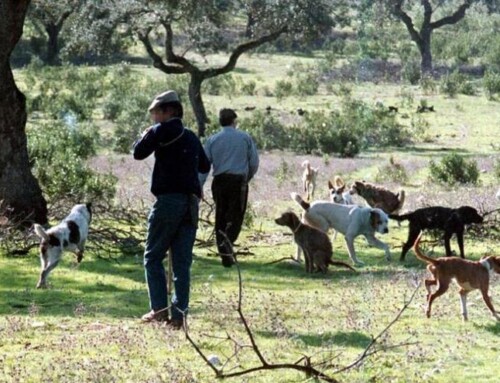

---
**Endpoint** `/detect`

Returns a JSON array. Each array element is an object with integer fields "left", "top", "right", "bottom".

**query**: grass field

[{"left": 1, "top": 50, "right": 500, "bottom": 382}]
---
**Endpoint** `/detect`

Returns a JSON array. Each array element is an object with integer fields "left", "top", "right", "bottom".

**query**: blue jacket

[{"left": 133, "top": 118, "right": 210, "bottom": 198}]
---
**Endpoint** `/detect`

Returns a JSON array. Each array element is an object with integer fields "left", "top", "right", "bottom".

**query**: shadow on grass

[
  {"left": 474, "top": 322, "right": 500, "bottom": 335},
  {"left": 258, "top": 329, "right": 371, "bottom": 349}
]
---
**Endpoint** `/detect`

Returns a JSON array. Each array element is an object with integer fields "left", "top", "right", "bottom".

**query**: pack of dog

[
  {"left": 275, "top": 211, "right": 355, "bottom": 273},
  {"left": 291, "top": 192, "right": 390, "bottom": 266},
  {"left": 33, "top": 203, "right": 92, "bottom": 288}
]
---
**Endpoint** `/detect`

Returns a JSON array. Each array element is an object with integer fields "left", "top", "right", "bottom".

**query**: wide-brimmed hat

[{"left": 148, "top": 90, "right": 180, "bottom": 112}]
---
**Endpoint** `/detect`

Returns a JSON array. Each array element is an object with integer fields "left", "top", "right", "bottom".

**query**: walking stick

[{"left": 167, "top": 248, "right": 173, "bottom": 297}]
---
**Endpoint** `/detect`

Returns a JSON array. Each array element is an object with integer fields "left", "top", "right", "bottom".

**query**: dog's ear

[
  {"left": 34, "top": 224, "right": 50, "bottom": 241},
  {"left": 369, "top": 211, "right": 378, "bottom": 229},
  {"left": 328, "top": 180, "right": 334, "bottom": 189}
]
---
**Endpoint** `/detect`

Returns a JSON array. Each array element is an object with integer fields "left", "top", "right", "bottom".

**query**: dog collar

[
  {"left": 293, "top": 222, "right": 302, "bottom": 233},
  {"left": 480, "top": 259, "right": 491, "bottom": 272}
]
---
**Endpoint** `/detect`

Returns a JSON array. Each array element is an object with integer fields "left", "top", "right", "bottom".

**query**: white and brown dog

[
  {"left": 292, "top": 193, "right": 390, "bottom": 266},
  {"left": 329, "top": 176, "right": 354, "bottom": 205},
  {"left": 301, "top": 160, "right": 318, "bottom": 201},
  {"left": 33, "top": 203, "right": 92, "bottom": 288}
]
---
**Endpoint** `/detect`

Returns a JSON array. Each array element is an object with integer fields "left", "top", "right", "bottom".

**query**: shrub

[
  {"left": 401, "top": 59, "right": 420, "bottom": 85},
  {"left": 238, "top": 111, "right": 288, "bottom": 150},
  {"left": 439, "top": 71, "right": 476, "bottom": 97},
  {"left": 494, "top": 158, "right": 500, "bottom": 180},
  {"left": 375, "top": 157, "right": 409, "bottom": 184},
  {"left": 27, "top": 121, "right": 117, "bottom": 204},
  {"left": 483, "top": 70, "right": 500, "bottom": 100},
  {"left": 202, "top": 74, "right": 237, "bottom": 96},
  {"left": 240, "top": 80, "right": 257, "bottom": 96},
  {"left": 295, "top": 72, "right": 319, "bottom": 96},
  {"left": 428, "top": 153, "right": 480, "bottom": 185},
  {"left": 274, "top": 80, "right": 294, "bottom": 100}
]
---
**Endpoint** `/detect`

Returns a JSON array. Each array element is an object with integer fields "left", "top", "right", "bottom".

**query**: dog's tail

[
  {"left": 413, "top": 233, "right": 437, "bottom": 265},
  {"left": 291, "top": 192, "right": 310, "bottom": 211},
  {"left": 396, "top": 189, "right": 405, "bottom": 211},
  {"left": 388, "top": 211, "right": 412, "bottom": 221},
  {"left": 328, "top": 259, "right": 356, "bottom": 271},
  {"left": 34, "top": 224, "right": 50, "bottom": 241}
]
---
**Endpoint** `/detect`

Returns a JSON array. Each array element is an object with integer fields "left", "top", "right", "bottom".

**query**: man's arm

[
  {"left": 133, "top": 126, "right": 157, "bottom": 160},
  {"left": 247, "top": 136, "right": 259, "bottom": 181},
  {"left": 198, "top": 139, "right": 212, "bottom": 187}
]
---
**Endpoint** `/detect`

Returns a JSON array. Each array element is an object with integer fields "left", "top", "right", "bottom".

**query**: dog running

[
  {"left": 33, "top": 203, "right": 92, "bottom": 288},
  {"left": 390, "top": 205, "right": 483, "bottom": 261},
  {"left": 413, "top": 234, "right": 500, "bottom": 321}
]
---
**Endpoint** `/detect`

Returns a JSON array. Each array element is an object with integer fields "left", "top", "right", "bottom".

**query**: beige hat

[{"left": 148, "top": 90, "right": 180, "bottom": 111}]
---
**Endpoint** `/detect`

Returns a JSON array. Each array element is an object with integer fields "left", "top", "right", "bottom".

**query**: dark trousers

[{"left": 212, "top": 174, "right": 248, "bottom": 264}]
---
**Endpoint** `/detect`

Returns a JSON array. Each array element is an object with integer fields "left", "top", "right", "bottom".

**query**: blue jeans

[{"left": 143, "top": 194, "right": 198, "bottom": 321}]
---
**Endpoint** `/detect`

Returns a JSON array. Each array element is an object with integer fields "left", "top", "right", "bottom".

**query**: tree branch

[
  {"left": 136, "top": 27, "right": 187, "bottom": 74},
  {"left": 203, "top": 27, "right": 288, "bottom": 79},
  {"left": 392, "top": 1, "right": 423, "bottom": 46},
  {"left": 430, "top": 0, "right": 474, "bottom": 30},
  {"left": 161, "top": 21, "right": 197, "bottom": 72}
]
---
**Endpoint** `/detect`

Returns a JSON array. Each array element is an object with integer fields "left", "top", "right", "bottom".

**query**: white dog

[
  {"left": 33, "top": 203, "right": 92, "bottom": 288},
  {"left": 301, "top": 160, "right": 318, "bottom": 201},
  {"left": 292, "top": 193, "right": 390, "bottom": 266}
]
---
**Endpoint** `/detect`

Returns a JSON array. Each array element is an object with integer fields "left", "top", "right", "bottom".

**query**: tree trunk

[
  {"left": 0, "top": 0, "right": 48, "bottom": 225},
  {"left": 188, "top": 73, "right": 209, "bottom": 137},
  {"left": 45, "top": 24, "right": 60, "bottom": 65},
  {"left": 419, "top": 29, "right": 433, "bottom": 75}
]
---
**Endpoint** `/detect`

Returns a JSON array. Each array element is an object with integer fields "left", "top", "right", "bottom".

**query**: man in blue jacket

[{"left": 133, "top": 90, "right": 210, "bottom": 328}]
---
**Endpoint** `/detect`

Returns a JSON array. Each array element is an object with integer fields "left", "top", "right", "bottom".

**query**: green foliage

[
  {"left": 202, "top": 74, "right": 237, "bottom": 96},
  {"left": 429, "top": 153, "right": 480, "bottom": 186},
  {"left": 294, "top": 72, "right": 319, "bottom": 96},
  {"left": 27, "top": 121, "right": 117, "bottom": 204},
  {"left": 401, "top": 59, "right": 420, "bottom": 85},
  {"left": 439, "top": 71, "right": 476, "bottom": 97},
  {"left": 494, "top": 158, "right": 500, "bottom": 180},
  {"left": 240, "top": 80, "right": 257, "bottom": 96},
  {"left": 274, "top": 80, "right": 294, "bottom": 100},
  {"left": 239, "top": 111, "right": 288, "bottom": 151},
  {"left": 25, "top": 60, "right": 104, "bottom": 121},
  {"left": 375, "top": 157, "right": 408, "bottom": 184},
  {"left": 483, "top": 70, "right": 500, "bottom": 100}
]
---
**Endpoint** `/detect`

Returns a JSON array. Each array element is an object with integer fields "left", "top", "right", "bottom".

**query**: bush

[
  {"left": 440, "top": 71, "right": 476, "bottom": 97},
  {"left": 401, "top": 59, "right": 421, "bottom": 85},
  {"left": 483, "top": 70, "right": 500, "bottom": 100},
  {"left": 274, "top": 80, "right": 294, "bottom": 100},
  {"left": 238, "top": 111, "right": 288, "bottom": 150},
  {"left": 240, "top": 80, "right": 257, "bottom": 96},
  {"left": 295, "top": 72, "right": 319, "bottom": 96},
  {"left": 27, "top": 121, "right": 117, "bottom": 204},
  {"left": 429, "top": 153, "right": 480, "bottom": 185},
  {"left": 202, "top": 74, "right": 237, "bottom": 96},
  {"left": 375, "top": 157, "right": 409, "bottom": 184}
]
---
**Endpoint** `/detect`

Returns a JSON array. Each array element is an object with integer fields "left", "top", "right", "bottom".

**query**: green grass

[
  {"left": 4, "top": 49, "right": 500, "bottom": 382},
  {"left": 1, "top": 220, "right": 499, "bottom": 382}
]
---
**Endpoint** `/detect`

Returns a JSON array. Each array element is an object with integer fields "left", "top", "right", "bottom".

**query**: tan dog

[
  {"left": 413, "top": 234, "right": 500, "bottom": 321},
  {"left": 349, "top": 180, "right": 405, "bottom": 215},
  {"left": 301, "top": 160, "right": 318, "bottom": 201}
]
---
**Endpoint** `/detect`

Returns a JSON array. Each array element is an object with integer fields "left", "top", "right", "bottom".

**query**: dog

[
  {"left": 349, "top": 180, "right": 405, "bottom": 215},
  {"left": 291, "top": 193, "right": 390, "bottom": 266},
  {"left": 413, "top": 234, "right": 500, "bottom": 321},
  {"left": 275, "top": 211, "right": 355, "bottom": 273},
  {"left": 33, "top": 203, "right": 92, "bottom": 288},
  {"left": 389, "top": 205, "right": 483, "bottom": 261},
  {"left": 329, "top": 176, "right": 354, "bottom": 205},
  {"left": 301, "top": 160, "right": 318, "bottom": 201}
]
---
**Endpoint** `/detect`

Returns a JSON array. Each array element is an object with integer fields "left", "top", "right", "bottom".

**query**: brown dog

[
  {"left": 349, "top": 180, "right": 405, "bottom": 215},
  {"left": 413, "top": 234, "right": 500, "bottom": 321},
  {"left": 275, "top": 212, "right": 355, "bottom": 273}
]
